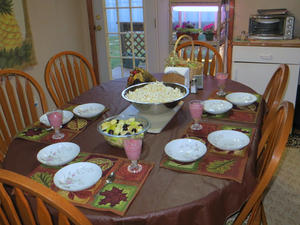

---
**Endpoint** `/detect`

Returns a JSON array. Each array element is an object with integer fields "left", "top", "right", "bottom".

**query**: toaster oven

[{"left": 249, "top": 14, "right": 294, "bottom": 40}]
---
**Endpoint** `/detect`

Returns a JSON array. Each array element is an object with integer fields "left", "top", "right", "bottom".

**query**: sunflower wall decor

[{"left": 0, "top": 0, "right": 36, "bottom": 69}]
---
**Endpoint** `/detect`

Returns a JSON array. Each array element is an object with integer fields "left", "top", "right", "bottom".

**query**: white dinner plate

[
  {"left": 207, "top": 130, "right": 250, "bottom": 151},
  {"left": 37, "top": 142, "right": 80, "bottom": 166},
  {"left": 203, "top": 99, "right": 233, "bottom": 114},
  {"left": 164, "top": 138, "right": 207, "bottom": 162},
  {"left": 225, "top": 92, "right": 257, "bottom": 107},
  {"left": 40, "top": 110, "right": 74, "bottom": 126},
  {"left": 54, "top": 162, "right": 102, "bottom": 192},
  {"left": 73, "top": 103, "right": 105, "bottom": 118}
]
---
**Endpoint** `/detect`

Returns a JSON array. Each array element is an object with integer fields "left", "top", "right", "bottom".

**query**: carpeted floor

[
  {"left": 263, "top": 129, "right": 300, "bottom": 225},
  {"left": 226, "top": 129, "right": 300, "bottom": 225},
  {"left": 285, "top": 129, "right": 300, "bottom": 149}
]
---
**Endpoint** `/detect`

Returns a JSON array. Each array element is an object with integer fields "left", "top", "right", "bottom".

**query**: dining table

[{"left": 3, "top": 74, "right": 264, "bottom": 225}]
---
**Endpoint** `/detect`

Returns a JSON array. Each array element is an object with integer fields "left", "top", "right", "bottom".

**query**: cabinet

[{"left": 231, "top": 46, "right": 300, "bottom": 105}]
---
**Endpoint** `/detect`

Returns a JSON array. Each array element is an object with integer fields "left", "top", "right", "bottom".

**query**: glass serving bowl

[{"left": 97, "top": 114, "right": 150, "bottom": 148}]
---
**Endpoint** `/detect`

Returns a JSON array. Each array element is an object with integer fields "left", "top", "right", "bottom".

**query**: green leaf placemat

[
  {"left": 16, "top": 104, "right": 109, "bottom": 144},
  {"left": 160, "top": 122, "right": 256, "bottom": 183},
  {"left": 29, "top": 153, "right": 154, "bottom": 216},
  {"left": 203, "top": 91, "right": 262, "bottom": 123}
]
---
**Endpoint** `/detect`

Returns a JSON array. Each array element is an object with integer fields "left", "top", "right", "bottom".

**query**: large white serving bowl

[
  {"left": 40, "top": 110, "right": 74, "bottom": 126},
  {"left": 37, "top": 142, "right": 80, "bottom": 166},
  {"left": 164, "top": 138, "right": 207, "bottom": 162},
  {"left": 54, "top": 162, "right": 102, "bottom": 192},
  {"left": 203, "top": 99, "right": 233, "bottom": 114},
  {"left": 73, "top": 103, "right": 105, "bottom": 118},
  {"left": 121, "top": 82, "right": 189, "bottom": 114},
  {"left": 207, "top": 130, "right": 250, "bottom": 151},
  {"left": 225, "top": 92, "right": 257, "bottom": 107}
]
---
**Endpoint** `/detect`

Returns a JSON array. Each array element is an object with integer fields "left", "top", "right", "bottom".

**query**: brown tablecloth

[{"left": 3, "top": 74, "right": 263, "bottom": 225}]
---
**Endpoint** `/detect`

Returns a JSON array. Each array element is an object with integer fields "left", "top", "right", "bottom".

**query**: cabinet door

[{"left": 232, "top": 62, "right": 299, "bottom": 105}]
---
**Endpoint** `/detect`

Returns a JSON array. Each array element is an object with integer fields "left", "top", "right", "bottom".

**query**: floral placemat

[
  {"left": 203, "top": 91, "right": 262, "bottom": 123},
  {"left": 28, "top": 152, "right": 154, "bottom": 216},
  {"left": 16, "top": 105, "right": 108, "bottom": 144},
  {"left": 160, "top": 122, "right": 256, "bottom": 183}
]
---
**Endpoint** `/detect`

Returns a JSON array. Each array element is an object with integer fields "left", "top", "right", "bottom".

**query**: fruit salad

[
  {"left": 101, "top": 117, "right": 144, "bottom": 136},
  {"left": 99, "top": 117, "right": 146, "bottom": 148}
]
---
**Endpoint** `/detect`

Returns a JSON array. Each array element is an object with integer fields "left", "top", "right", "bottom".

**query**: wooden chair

[
  {"left": 263, "top": 64, "right": 289, "bottom": 115},
  {"left": 230, "top": 101, "right": 294, "bottom": 225},
  {"left": 175, "top": 41, "right": 223, "bottom": 76},
  {"left": 0, "top": 69, "right": 48, "bottom": 162},
  {"left": 261, "top": 64, "right": 289, "bottom": 132},
  {"left": 45, "top": 51, "right": 98, "bottom": 108},
  {"left": 0, "top": 169, "right": 92, "bottom": 225}
]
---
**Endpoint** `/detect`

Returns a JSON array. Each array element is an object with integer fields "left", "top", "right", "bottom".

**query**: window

[
  {"left": 171, "top": 6, "right": 219, "bottom": 41},
  {"left": 103, "top": 0, "right": 146, "bottom": 79},
  {"left": 171, "top": 3, "right": 219, "bottom": 40}
]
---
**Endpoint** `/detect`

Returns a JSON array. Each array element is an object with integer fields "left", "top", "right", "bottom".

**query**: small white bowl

[
  {"left": 207, "top": 130, "right": 250, "bottom": 151},
  {"left": 40, "top": 110, "right": 74, "bottom": 126},
  {"left": 73, "top": 103, "right": 105, "bottom": 118},
  {"left": 225, "top": 92, "right": 257, "bottom": 107},
  {"left": 37, "top": 142, "right": 80, "bottom": 166},
  {"left": 203, "top": 99, "right": 233, "bottom": 114},
  {"left": 164, "top": 138, "right": 207, "bottom": 162}
]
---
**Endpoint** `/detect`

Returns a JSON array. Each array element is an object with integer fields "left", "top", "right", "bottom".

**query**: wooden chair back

[
  {"left": 261, "top": 64, "right": 289, "bottom": 132},
  {"left": 0, "top": 169, "right": 92, "bottom": 225},
  {"left": 232, "top": 101, "right": 294, "bottom": 225},
  {"left": 0, "top": 70, "right": 48, "bottom": 162},
  {"left": 175, "top": 41, "right": 223, "bottom": 76},
  {"left": 263, "top": 64, "right": 289, "bottom": 114},
  {"left": 162, "top": 73, "right": 185, "bottom": 85},
  {"left": 45, "top": 51, "right": 98, "bottom": 108}
]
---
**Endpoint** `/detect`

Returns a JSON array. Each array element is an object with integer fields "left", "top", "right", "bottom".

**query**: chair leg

[
  {"left": 247, "top": 201, "right": 261, "bottom": 225},
  {"left": 261, "top": 204, "right": 267, "bottom": 225}
]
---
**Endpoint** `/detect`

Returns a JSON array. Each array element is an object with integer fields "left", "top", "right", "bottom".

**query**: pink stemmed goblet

[
  {"left": 47, "top": 109, "right": 65, "bottom": 140},
  {"left": 124, "top": 138, "right": 143, "bottom": 173},
  {"left": 189, "top": 100, "right": 204, "bottom": 130},
  {"left": 216, "top": 72, "right": 228, "bottom": 96}
]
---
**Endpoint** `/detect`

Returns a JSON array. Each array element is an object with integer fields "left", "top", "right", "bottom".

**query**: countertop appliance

[{"left": 249, "top": 9, "right": 294, "bottom": 40}]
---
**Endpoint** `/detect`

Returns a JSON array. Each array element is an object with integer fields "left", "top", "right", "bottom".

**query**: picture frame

[{"left": 0, "top": 0, "right": 36, "bottom": 69}]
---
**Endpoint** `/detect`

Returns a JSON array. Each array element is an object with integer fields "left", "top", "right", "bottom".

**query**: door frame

[{"left": 86, "top": 0, "right": 100, "bottom": 84}]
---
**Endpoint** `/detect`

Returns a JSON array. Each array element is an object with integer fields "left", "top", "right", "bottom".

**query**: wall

[
  {"left": 24, "top": 0, "right": 91, "bottom": 109},
  {"left": 234, "top": 0, "right": 300, "bottom": 38}
]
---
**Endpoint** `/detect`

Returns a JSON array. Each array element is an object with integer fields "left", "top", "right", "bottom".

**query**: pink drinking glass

[
  {"left": 216, "top": 72, "right": 228, "bottom": 96},
  {"left": 189, "top": 100, "right": 204, "bottom": 130},
  {"left": 123, "top": 138, "right": 143, "bottom": 173},
  {"left": 47, "top": 109, "right": 65, "bottom": 140}
]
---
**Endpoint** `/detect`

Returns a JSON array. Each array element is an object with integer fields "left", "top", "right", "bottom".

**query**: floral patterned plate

[
  {"left": 73, "top": 103, "right": 105, "bottom": 118},
  {"left": 37, "top": 142, "right": 80, "bottom": 166},
  {"left": 53, "top": 162, "right": 102, "bottom": 192},
  {"left": 203, "top": 99, "right": 233, "bottom": 114},
  {"left": 39, "top": 110, "right": 74, "bottom": 126},
  {"left": 207, "top": 130, "right": 250, "bottom": 151},
  {"left": 164, "top": 138, "right": 207, "bottom": 162},
  {"left": 225, "top": 92, "right": 257, "bottom": 107}
]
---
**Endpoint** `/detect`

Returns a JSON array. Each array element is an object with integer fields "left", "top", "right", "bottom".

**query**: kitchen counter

[
  {"left": 233, "top": 38, "right": 300, "bottom": 47},
  {"left": 231, "top": 45, "right": 300, "bottom": 105}
]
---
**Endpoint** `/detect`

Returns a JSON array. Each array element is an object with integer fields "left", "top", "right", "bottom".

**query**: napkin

[{"left": 164, "top": 67, "right": 190, "bottom": 88}]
